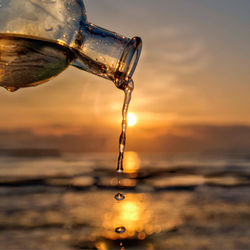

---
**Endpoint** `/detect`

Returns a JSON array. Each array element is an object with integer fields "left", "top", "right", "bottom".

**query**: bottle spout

[
  {"left": 70, "top": 23, "right": 142, "bottom": 89},
  {"left": 114, "top": 36, "right": 142, "bottom": 89}
]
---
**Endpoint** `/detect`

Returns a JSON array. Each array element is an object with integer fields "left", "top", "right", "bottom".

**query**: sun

[{"left": 127, "top": 113, "right": 137, "bottom": 127}]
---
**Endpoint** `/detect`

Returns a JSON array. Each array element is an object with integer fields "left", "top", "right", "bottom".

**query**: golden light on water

[
  {"left": 123, "top": 151, "right": 140, "bottom": 176},
  {"left": 102, "top": 194, "right": 151, "bottom": 240},
  {"left": 127, "top": 113, "right": 137, "bottom": 127}
]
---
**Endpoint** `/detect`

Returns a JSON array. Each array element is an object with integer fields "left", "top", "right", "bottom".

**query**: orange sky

[{"left": 0, "top": 0, "right": 250, "bottom": 152}]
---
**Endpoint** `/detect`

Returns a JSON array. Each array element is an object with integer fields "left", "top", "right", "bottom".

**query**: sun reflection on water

[
  {"left": 90, "top": 152, "right": 183, "bottom": 249},
  {"left": 102, "top": 193, "right": 151, "bottom": 240},
  {"left": 123, "top": 151, "right": 140, "bottom": 177}
]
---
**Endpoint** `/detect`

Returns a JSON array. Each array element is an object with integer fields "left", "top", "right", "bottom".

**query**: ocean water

[{"left": 0, "top": 151, "right": 249, "bottom": 249}]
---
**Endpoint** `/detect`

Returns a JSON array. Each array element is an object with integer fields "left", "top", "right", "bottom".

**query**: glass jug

[{"left": 0, "top": 0, "right": 142, "bottom": 91}]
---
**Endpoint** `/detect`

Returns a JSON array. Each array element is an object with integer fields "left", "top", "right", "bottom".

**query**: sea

[{"left": 0, "top": 151, "right": 249, "bottom": 249}]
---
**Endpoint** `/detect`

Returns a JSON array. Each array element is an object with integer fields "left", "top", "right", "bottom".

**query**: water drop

[
  {"left": 45, "top": 25, "right": 53, "bottom": 31},
  {"left": 5, "top": 86, "right": 19, "bottom": 92},
  {"left": 115, "top": 226, "right": 126, "bottom": 234},
  {"left": 120, "top": 242, "right": 125, "bottom": 250},
  {"left": 114, "top": 192, "right": 125, "bottom": 201}
]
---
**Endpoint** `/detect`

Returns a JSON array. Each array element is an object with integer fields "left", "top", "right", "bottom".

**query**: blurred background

[{"left": 0, "top": 0, "right": 250, "bottom": 249}]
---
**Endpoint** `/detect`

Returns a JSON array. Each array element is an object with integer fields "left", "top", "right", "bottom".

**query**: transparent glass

[{"left": 0, "top": 0, "right": 142, "bottom": 91}]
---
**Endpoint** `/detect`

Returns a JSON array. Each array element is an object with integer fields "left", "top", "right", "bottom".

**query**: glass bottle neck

[{"left": 70, "top": 23, "right": 142, "bottom": 88}]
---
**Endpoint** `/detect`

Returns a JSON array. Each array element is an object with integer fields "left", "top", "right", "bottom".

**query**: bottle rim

[{"left": 114, "top": 36, "right": 142, "bottom": 89}]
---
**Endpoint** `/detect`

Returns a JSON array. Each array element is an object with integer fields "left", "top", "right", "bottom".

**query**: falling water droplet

[
  {"left": 120, "top": 242, "right": 125, "bottom": 250},
  {"left": 114, "top": 192, "right": 125, "bottom": 201},
  {"left": 5, "top": 86, "right": 19, "bottom": 92},
  {"left": 115, "top": 226, "right": 126, "bottom": 234}
]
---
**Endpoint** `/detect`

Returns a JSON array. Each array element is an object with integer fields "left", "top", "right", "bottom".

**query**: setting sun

[{"left": 127, "top": 113, "right": 137, "bottom": 127}]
